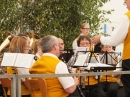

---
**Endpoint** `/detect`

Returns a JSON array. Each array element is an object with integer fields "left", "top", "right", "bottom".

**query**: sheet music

[
  {"left": 1, "top": 53, "right": 18, "bottom": 66},
  {"left": 15, "top": 53, "right": 34, "bottom": 68},
  {"left": 74, "top": 53, "right": 89, "bottom": 66},
  {"left": 86, "top": 63, "right": 113, "bottom": 70},
  {"left": 75, "top": 47, "right": 89, "bottom": 52},
  {"left": 1, "top": 53, "right": 35, "bottom": 68}
]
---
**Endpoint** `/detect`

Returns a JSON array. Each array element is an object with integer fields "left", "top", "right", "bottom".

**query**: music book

[
  {"left": 1, "top": 53, "right": 35, "bottom": 68},
  {"left": 73, "top": 53, "right": 89, "bottom": 66}
]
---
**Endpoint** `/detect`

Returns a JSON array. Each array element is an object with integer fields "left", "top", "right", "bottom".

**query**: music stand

[
  {"left": 90, "top": 52, "right": 121, "bottom": 92},
  {"left": 70, "top": 47, "right": 89, "bottom": 68},
  {"left": 71, "top": 49, "right": 104, "bottom": 97}
]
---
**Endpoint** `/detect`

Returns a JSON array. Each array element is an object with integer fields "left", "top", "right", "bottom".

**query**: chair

[
  {"left": 0, "top": 78, "right": 11, "bottom": 97},
  {"left": 25, "top": 78, "right": 48, "bottom": 97}
]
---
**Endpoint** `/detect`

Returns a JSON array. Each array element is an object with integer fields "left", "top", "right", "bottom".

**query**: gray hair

[{"left": 40, "top": 35, "right": 58, "bottom": 53}]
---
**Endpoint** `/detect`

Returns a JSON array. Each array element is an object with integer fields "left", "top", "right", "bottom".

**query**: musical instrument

[
  {"left": 66, "top": 55, "right": 76, "bottom": 68},
  {"left": 58, "top": 54, "right": 66, "bottom": 63},
  {"left": 0, "top": 35, "right": 12, "bottom": 53},
  {"left": 28, "top": 32, "right": 40, "bottom": 53}
]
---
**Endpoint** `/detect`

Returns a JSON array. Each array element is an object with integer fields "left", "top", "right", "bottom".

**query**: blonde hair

[
  {"left": 32, "top": 38, "right": 42, "bottom": 54},
  {"left": 9, "top": 36, "right": 28, "bottom": 53},
  {"left": 80, "top": 23, "right": 89, "bottom": 28}
]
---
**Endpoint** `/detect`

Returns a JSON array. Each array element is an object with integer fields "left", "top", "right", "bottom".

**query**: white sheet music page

[
  {"left": 86, "top": 63, "right": 113, "bottom": 70},
  {"left": 74, "top": 53, "right": 89, "bottom": 66},
  {"left": 14, "top": 53, "right": 34, "bottom": 68},
  {"left": 76, "top": 47, "right": 89, "bottom": 52},
  {"left": 1, "top": 53, "right": 18, "bottom": 66}
]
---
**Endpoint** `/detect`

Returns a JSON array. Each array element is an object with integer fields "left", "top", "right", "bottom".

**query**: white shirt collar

[{"left": 36, "top": 53, "right": 41, "bottom": 58}]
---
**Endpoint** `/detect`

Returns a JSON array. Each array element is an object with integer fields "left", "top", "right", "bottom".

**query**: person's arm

[
  {"left": 64, "top": 77, "right": 79, "bottom": 93},
  {"left": 55, "top": 62, "right": 79, "bottom": 93},
  {"left": 100, "top": 15, "right": 129, "bottom": 46},
  {"left": 92, "top": 15, "right": 129, "bottom": 46}
]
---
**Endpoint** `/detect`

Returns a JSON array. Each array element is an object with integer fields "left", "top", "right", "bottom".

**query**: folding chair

[
  {"left": 25, "top": 78, "right": 48, "bottom": 97},
  {"left": 0, "top": 78, "right": 11, "bottom": 97}
]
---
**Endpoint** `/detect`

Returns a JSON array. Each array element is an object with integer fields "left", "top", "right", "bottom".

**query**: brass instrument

[
  {"left": 28, "top": 32, "right": 40, "bottom": 52},
  {"left": 0, "top": 35, "right": 13, "bottom": 53},
  {"left": 0, "top": 33, "right": 14, "bottom": 74}
]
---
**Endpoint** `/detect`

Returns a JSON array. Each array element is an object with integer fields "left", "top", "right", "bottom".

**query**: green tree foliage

[{"left": 0, "top": 0, "right": 113, "bottom": 48}]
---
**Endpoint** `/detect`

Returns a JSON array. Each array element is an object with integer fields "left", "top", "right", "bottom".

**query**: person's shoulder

[{"left": 123, "top": 14, "right": 129, "bottom": 20}]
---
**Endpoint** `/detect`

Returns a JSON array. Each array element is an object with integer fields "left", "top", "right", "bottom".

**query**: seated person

[
  {"left": 72, "top": 23, "right": 102, "bottom": 53},
  {"left": 57, "top": 38, "right": 66, "bottom": 63},
  {"left": 7, "top": 35, "right": 31, "bottom": 97},
  {"left": 100, "top": 45, "right": 120, "bottom": 97},
  {"left": 70, "top": 35, "right": 107, "bottom": 97},
  {"left": 29, "top": 35, "right": 79, "bottom": 97},
  {"left": 72, "top": 23, "right": 90, "bottom": 53}
]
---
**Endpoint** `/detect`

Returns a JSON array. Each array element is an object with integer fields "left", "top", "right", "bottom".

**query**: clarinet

[
  {"left": 77, "top": 85, "right": 85, "bottom": 97},
  {"left": 68, "top": 67, "right": 85, "bottom": 97}
]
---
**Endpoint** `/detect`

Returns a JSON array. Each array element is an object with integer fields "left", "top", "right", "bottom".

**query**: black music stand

[
  {"left": 70, "top": 47, "right": 89, "bottom": 68},
  {"left": 90, "top": 52, "right": 122, "bottom": 97},
  {"left": 71, "top": 50, "right": 103, "bottom": 97}
]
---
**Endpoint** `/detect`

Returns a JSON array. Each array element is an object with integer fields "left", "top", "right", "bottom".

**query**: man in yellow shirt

[{"left": 30, "top": 35, "right": 79, "bottom": 97}]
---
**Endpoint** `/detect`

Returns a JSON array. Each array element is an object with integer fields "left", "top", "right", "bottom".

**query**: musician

[
  {"left": 100, "top": 45, "right": 119, "bottom": 97},
  {"left": 72, "top": 23, "right": 90, "bottom": 52},
  {"left": 29, "top": 35, "right": 79, "bottom": 97},
  {"left": 71, "top": 35, "right": 107, "bottom": 97},
  {"left": 7, "top": 36, "right": 31, "bottom": 97},
  {"left": 72, "top": 23, "right": 102, "bottom": 53},
  {"left": 57, "top": 38, "right": 66, "bottom": 63},
  {"left": 31, "top": 38, "right": 43, "bottom": 59}
]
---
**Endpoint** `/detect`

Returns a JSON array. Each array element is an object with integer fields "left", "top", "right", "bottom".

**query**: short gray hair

[{"left": 40, "top": 35, "right": 58, "bottom": 53}]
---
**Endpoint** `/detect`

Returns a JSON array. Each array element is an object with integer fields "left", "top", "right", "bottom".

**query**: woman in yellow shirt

[
  {"left": 7, "top": 35, "right": 31, "bottom": 97},
  {"left": 100, "top": 45, "right": 119, "bottom": 97}
]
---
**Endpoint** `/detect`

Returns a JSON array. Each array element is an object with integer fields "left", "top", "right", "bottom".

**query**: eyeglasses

[
  {"left": 123, "top": 2, "right": 126, "bottom": 5},
  {"left": 124, "top": 0, "right": 126, "bottom": 5},
  {"left": 82, "top": 28, "right": 90, "bottom": 30}
]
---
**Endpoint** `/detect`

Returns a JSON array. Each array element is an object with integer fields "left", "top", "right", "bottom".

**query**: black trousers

[
  {"left": 121, "top": 59, "right": 130, "bottom": 97},
  {"left": 117, "top": 86, "right": 126, "bottom": 97},
  {"left": 7, "top": 95, "right": 31, "bottom": 97},
  {"left": 100, "top": 82, "right": 119, "bottom": 97},
  {"left": 0, "top": 84, "right": 4, "bottom": 96},
  {"left": 69, "top": 84, "right": 107, "bottom": 97}
]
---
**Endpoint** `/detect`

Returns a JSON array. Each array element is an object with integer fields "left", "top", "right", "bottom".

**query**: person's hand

[
  {"left": 73, "top": 76, "right": 79, "bottom": 85},
  {"left": 91, "top": 34, "right": 102, "bottom": 45}
]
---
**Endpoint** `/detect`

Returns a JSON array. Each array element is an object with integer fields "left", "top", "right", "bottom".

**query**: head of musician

[
  {"left": 32, "top": 38, "right": 43, "bottom": 57},
  {"left": 40, "top": 35, "right": 60, "bottom": 57},
  {"left": 80, "top": 23, "right": 90, "bottom": 35},
  {"left": 101, "top": 45, "right": 114, "bottom": 52},
  {"left": 77, "top": 35, "right": 91, "bottom": 47},
  {"left": 8, "top": 36, "right": 30, "bottom": 54},
  {"left": 57, "top": 38, "right": 64, "bottom": 54}
]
